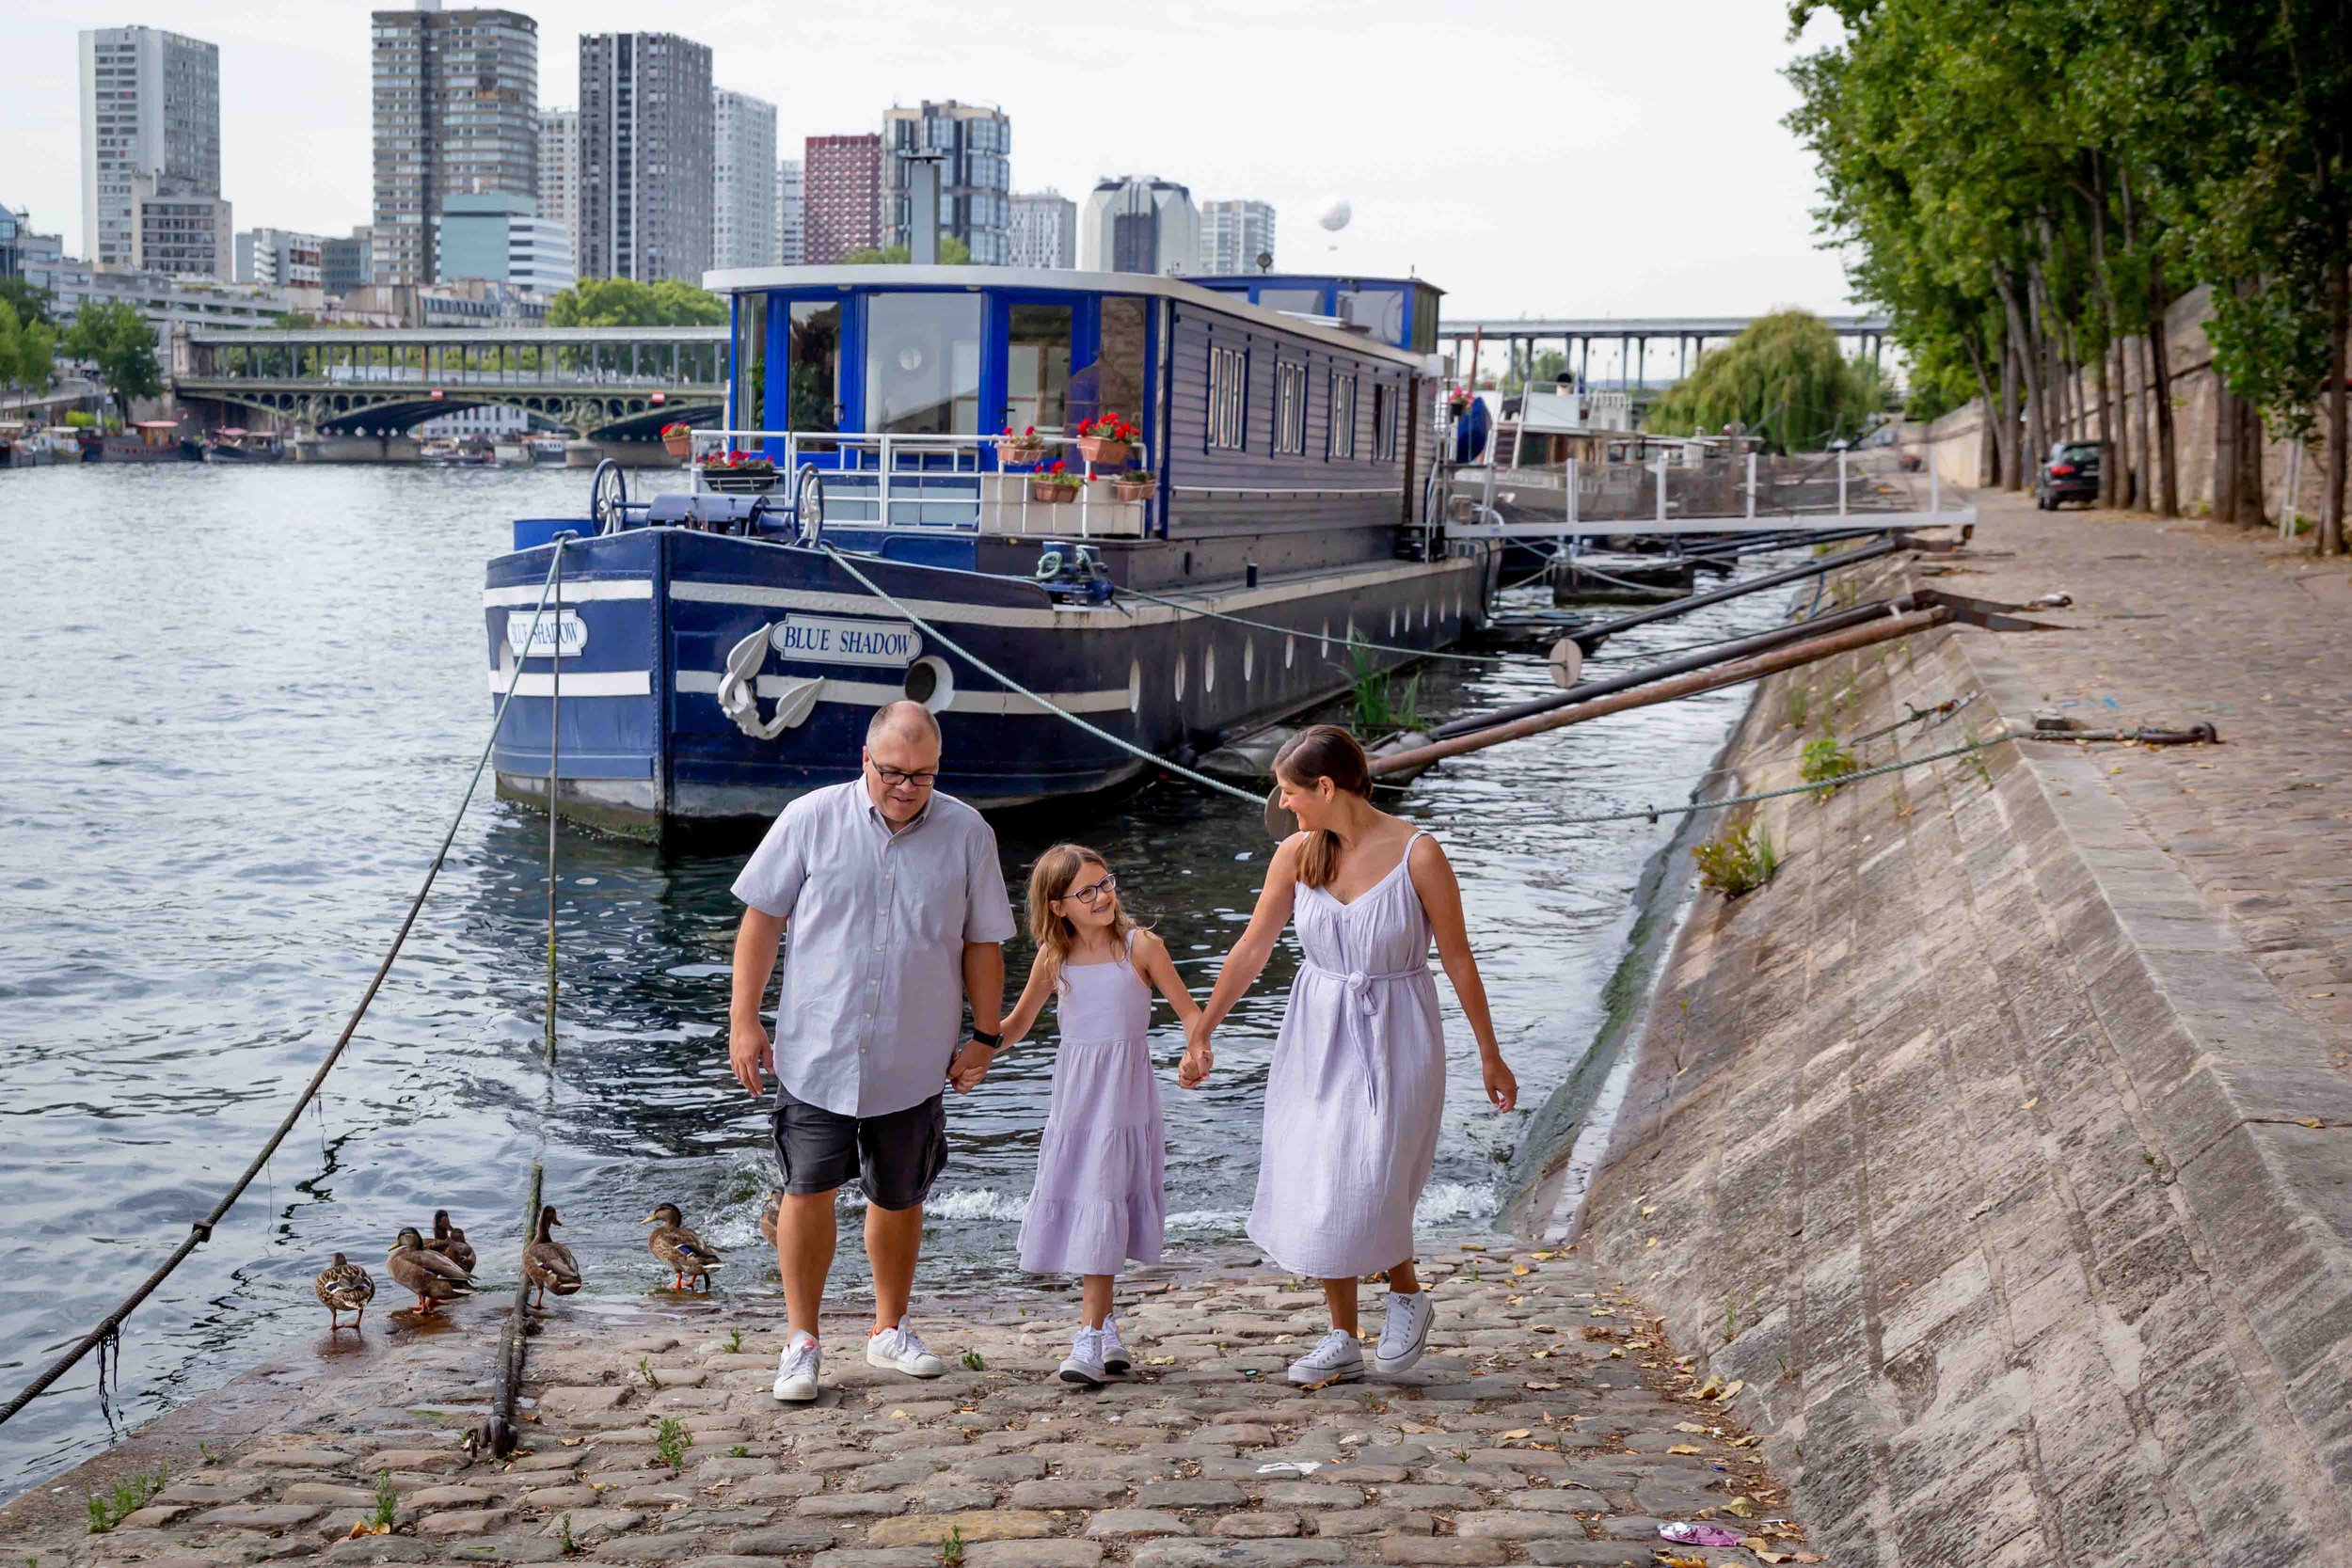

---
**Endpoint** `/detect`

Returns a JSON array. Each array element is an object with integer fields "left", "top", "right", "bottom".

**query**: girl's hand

[
  {"left": 1482, "top": 1054, "right": 1518, "bottom": 1113},
  {"left": 1178, "top": 1040, "right": 1213, "bottom": 1089}
]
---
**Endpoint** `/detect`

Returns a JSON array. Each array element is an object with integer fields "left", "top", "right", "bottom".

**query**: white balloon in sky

[{"left": 1317, "top": 198, "right": 1353, "bottom": 233}]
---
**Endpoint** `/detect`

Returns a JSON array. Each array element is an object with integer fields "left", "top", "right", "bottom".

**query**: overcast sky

[{"left": 7, "top": 0, "right": 1856, "bottom": 334}]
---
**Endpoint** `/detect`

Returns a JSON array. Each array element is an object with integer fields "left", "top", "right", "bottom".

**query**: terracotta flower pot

[
  {"left": 1114, "top": 478, "right": 1156, "bottom": 502},
  {"left": 1073, "top": 436, "right": 1131, "bottom": 468},
  {"left": 1030, "top": 481, "right": 1078, "bottom": 504},
  {"left": 661, "top": 426, "right": 693, "bottom": 459},
  {"left": 995, "top": 439, "right": 1048, "bottom": 467}
]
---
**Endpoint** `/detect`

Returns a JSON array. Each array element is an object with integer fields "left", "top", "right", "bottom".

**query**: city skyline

[{"left": 3, "top": 0, "right": 1856, "bottom": 317}]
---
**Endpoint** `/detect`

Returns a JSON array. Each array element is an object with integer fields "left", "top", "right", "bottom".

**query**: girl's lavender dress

[
  {"left": 1248, "top": 832, "right": 1446, "bottom": 1278},
  {"left": 1018, "top": 930, "right": 1167, "bottom": 1275}
]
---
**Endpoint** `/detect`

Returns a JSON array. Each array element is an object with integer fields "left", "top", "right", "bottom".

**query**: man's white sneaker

[
  {"left": 771, "top": 1332, "right": 820, "bottom": 1402},
  {"left": 1097, "top": 1314, "right": 1131, "bottom": 1374},
  {"left": 1374, "top": 1288, "right": 1437, "bottom": 1375},
  {"left": 1285, "top": 1328, "right": 1365, "bottom": 1386},
  {"left": 866, "top": 1322, "right": 946, "bottom": 1378},
  {"left": 1058, "top": 1327, "right": 1107, "bottom": 1387}
]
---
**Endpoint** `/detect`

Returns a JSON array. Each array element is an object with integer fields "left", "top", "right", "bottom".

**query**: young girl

[{"left": 974, "top": 843, "right": 1207, "bottom": 1386}]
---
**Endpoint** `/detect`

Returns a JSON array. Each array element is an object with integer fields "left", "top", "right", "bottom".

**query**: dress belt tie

[{"left": 1302, "top": 961, "right": 1426, "bottom": 1113}]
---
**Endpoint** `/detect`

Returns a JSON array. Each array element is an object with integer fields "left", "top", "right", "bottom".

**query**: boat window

[
  {"left": 1373, "top": 380, "right": 1395, "bottom": 461},
  {"left": 866, "top": 293, "right": 984, "bottom": 436},
  {"left": 1207, "top": 345, "right": 1248, "bottom": 451},
  {"left": 1336, "top": 287, "right": 1405, "bottom": 343},
  {"left": 1258, "top": 287, "right": 1325, "bottom": 316},
  {"left": 1073, "top": 296, "right": 1149, "bottom": 434},
  {"left": 787, "top": 299, "right": 842, "bottom": 434},
  {"left": 1328, "top": 370, "right": 1357, "bottom": 459},
  {"left": 1005, "top": 303, "right": 1073, "bottom": 435},
  {"left": 1274, "top": 359, "right": 1307, "bottom": 455},
  {"left": 734, "top": 293, "right": 768, "bottom": 432}
]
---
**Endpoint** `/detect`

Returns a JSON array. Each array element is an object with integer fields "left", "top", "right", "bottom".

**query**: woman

[{"left": 1186, "top": 725, "right": 1516, "bottom": 1385}]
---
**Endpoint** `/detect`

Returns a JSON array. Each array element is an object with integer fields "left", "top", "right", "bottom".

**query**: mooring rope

[{"left": 0, "top": 539, "right": 574, "bottom": 1431}]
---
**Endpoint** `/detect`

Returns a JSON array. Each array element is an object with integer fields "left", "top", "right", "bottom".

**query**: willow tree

[{"left": 1643, "top": 310, "right": 1886, "bottom": 451}]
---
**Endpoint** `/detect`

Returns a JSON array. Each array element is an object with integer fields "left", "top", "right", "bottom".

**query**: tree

[
  {"left": 0, "top": 300, "right": 58, "bottom": 395},
  {"left": 546, "top": 277, "right": 727, "bottom": 327},
  {"left": 1642, "top": 310, "right": 1886, "bottom": 451},
  {"left": 840, "top": 237, "right": 973, "bottom": 265},
  {"left": 0, "top": 275, "right": 53, "bottom": 328},
  {"left": 60, "top": 299, "right": 160, "bottom": 420}
]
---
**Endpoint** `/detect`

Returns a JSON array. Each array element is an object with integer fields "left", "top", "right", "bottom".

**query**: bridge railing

[{"left": 687, "top": 428, "right": 1155, "bottom": 539}]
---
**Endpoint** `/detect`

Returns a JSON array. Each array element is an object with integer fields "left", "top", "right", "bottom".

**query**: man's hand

[
  {"left": 946, "top": 1037, "right": 994, "bottom": 1094},
  {"left": 729, "top": 1018, "right": 774, "bottom": 1099}
]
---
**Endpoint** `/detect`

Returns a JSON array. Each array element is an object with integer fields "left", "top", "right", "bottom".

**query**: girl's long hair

[
  {"left": 1026, "top": 843, "right": 1135, "bottom": 985},
  {"left": 1273, "top": 724, "right": 1373, "bottom": 889}
]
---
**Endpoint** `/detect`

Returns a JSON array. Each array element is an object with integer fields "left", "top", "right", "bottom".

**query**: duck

[
  {"left": 522, "top": 1205, "right": 581, "bottom": 1308},
  {"left": 424, "top": 1210, "right": 477, "bottom": 1275},
  {"left": 757, "top": 1189, "right": 782, "bottom": 1249},
  {"left": 644, "top": 1203, "right": 723, "bottom": 1291},
  {"left": 314, "top": 1253, "right": 376, "bottom": 1331},
  {"left": 388, "top": 1227, "right": 476, "bottom": 1315}
]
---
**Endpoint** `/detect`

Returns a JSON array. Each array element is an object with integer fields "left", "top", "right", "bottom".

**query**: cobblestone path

[{"left": 40, "top": 1247, "right": 1814, "bottom": 1567}]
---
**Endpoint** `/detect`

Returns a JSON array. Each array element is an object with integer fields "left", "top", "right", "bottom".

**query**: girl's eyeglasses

[{"left": 1062, "top": 871, "right": 1117, "bottom": 906}]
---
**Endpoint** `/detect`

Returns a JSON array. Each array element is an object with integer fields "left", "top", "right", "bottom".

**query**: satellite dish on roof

[{"left": 1317, "top": 198, "right": 1353, "bottom": 233}]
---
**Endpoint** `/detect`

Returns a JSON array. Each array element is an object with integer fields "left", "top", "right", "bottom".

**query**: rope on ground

[
  {"left": 1112, "top": 578, "right": 1561, "bottom": 668},
  {"left": 0, "top": 538, "right": 574, "bottom": 1431},
  {"left": 820, "top": 546, "right": 1265, "bottom": 809}
]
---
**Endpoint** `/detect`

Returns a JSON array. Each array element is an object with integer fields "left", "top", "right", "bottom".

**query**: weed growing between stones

[
  {"left": 723, "top": 1327, "right": 742, "bottom": 1354},
  {"left": 1799, "top": 736, "right": 1859, "bottom": 796},
  {"left": 937, "top": 1524, "right": 966, "bottom": 1566},
  {"left": 656, "top": 1417, "right": 691, "bottom": 1471},
  {"left": 1695, "top": 821, "right": 1779, "bottom": 897},
  {"left": 961, "top": 1350, "right": 986, "bottom": 1371},
  {"left": 370, "top": 1472, "right": 395, "bottom": 1530},
  {"left": 636, "top": 1356, "right": 660, "bottom": 1389},
  {"left": 727, "top": 1444, "right": 749, "bottom": 1459},
  {"left": 1961, "top": 721, "right": 1994, "bottom": 785},
  {"left": 85, "top": 1468, "right": 167, "bottom": 1534},
  {"left": 1783, "top": 685, "right": 1811, "bottom": 730},
  {"left": 560, "top": 1513, "right": 580, "bottom": 1555}
]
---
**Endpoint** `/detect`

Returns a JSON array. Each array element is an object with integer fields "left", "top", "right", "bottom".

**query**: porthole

[
  {"left": 1243, "top": 641, "right": 1255, "bottom": 682},
  {"left": 1174, "top": 655, "right": 1186, "bottom": 702},
  {"left": 1285, "top": 635, "right": 1295, "bottom": 670},
  {"left": 904, "top": 655, "right": 954, "bottom": 714},
  {"left": 1204, "top": 647, "right": 1216, "bottom": 693},
  {"left": 1345, "top": 616, "right": 1359, "bottom": 645},
  {"left": 1387, "top": 606, "right": 1396, "bottom": 638},
  {"left": 1422, "top": 600, "right": 1432, "bottom": 630},
  {"left": 1319, "top": 619, "right": 1330, "bottom": 656},
  {"left": 1128, "top": 658, "right": 1141, "bottom": 714}
]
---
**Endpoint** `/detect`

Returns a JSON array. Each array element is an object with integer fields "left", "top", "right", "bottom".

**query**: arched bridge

[{"left": 173, "top": 326, "right": 727, "bottom": 439}]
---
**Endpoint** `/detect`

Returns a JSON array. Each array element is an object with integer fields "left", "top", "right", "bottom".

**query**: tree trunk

[
  {"left": 2237, "top": 392, "right": 2266, "bottom": 528},
  {"left": 2324, "top": 234, "right": 2348, "bottom": 556},
  {"left": 2148, "top": 254, "right": 2179, "bottom": 516},
  {"left": 1998, "top": 271, "right": 2043, "bottom": 485},
  {"left": 2133, "top": 336, "right": 2154, "bottom": 510},
  {"left": 2106, "top": 338, "right": 2129, "bottom": 508},
  {"left": 1999, "top": 327, "right": 2024, "bottom": 489},
  {"left": 1961, "top": 329, "right": 2003, "bottom": 487}
]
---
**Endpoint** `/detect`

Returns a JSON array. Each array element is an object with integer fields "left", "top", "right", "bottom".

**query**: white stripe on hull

[
  {"left": 483, "top": 578, "right": 655, "bottom": 607},
  {"left": 672, "top": 670, "right": 1131, "bottom": 716},
  {"left": 486, "top": 669, "right": 652, "bottom": 696}
]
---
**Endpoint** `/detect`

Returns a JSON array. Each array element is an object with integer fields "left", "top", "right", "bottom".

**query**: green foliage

[
  {"left": 1642, "top": 310, "right": 1886, "bottom": 451},
  {"left": 636, "top": 1355, "right": 660, "bottom": 1389},
  {"left": 1782, "top": 685, "right": 1811, "bottom": 731},
  {"left": 841, "top": 237, "right": 973, "bottom": 265},
  {"left": 371, "top": 1471, "right": 396, "bottom": 1529},
  {"left": 655, "top": 1417, "right": 691, "bottom": 1470},
  {"left": 1694, "top": 821, "right": 1778, "bottom": 898},
  {"left": 960, "top": 1349, "right": 986, "bottom": 1371},
  {"left": 60, "top": 300, "right": 160, "bottom": 419},
  {"left": 0, "top": 300, "right": 57, "bottom": 394},
  {"left": 0, "top": 275, "right": 52, "bottom": 327},
  {"left": 548, "top": 277, "right": 726, "bottom": 328},
  {"left": 938, "top": 1524, "right": 967, "bottom": 1567},
  {"left": 1800, "top": 737, "right": 1859, "bottom": 796},
  {"left": 85, "top": 1467, "right": 167, "bottom": 1534},
  {"left": 1346, "top": 641, "right": 1422, "bottom": 733},
  {"left": 62, "top": 409, "right": 96, "bottom": 428},
  {"left": 723, "top": 1327, "right": 743, "bottom": 1354}
]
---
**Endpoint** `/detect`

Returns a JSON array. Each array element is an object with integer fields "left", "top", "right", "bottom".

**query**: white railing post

[
  {"left": 1565, "top": 457, "right": 1579, "bottom": 528},
  {"left": 1655, "top": 454, "right": 1667, "bottom": 526},
  {"left": 1837, "top": 448, "right": 1849, "bottom": 517},
  {"left": 1481, "top": 455, "right": 1498, "bottom": 526},
  {"left": 1746, "top": 452, "right": 1757, "bottom": 520},
  {"left": 879, "top": 436, "right": 892, "bottom": 528}
]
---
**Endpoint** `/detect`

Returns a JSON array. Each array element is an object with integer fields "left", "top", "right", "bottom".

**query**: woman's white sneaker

[
  {"left": 866, "top": 1322, "right": 946, "bottom": 1377},
  {"left": 1058, "top": 1327, "right": 1107, "bottom": 1386},
  {"left": 1374, "top": 1288, "right": 1437, "bottom": 1374},
  {"left": 1285, "top": 1328, "right": 1365, "bottom": 1386},
  {"left": 1097, "top": 1314, "right": 1131, "bottom": 1373},
  {"left": 772, "top": 1331, "right": 821, "bottom": 1402}
]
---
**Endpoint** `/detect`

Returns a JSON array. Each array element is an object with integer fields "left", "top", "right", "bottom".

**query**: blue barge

[{"left": 483, "top": 265, "right": 1496, "bottom": 836}]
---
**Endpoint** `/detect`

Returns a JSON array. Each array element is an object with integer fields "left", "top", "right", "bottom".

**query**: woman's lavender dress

[
  {"left": 1018, "top": 932, "right": 1167, "bottom": 1275},
  {"left": 1248, "top": 833, "right": 1445, "bottom": 1278}
]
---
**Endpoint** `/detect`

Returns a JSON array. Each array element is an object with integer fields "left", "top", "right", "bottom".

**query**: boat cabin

[
  {"left": 1184, "top": 274, "right": 1442, "bottom": 353},
  {"left": 681, "top": 264, "right": 1444, "bottom": 589}
]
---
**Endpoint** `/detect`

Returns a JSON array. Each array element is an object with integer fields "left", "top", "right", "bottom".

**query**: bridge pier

[{"left": 564, "top": 440, "right": 684, "bottom": 469}]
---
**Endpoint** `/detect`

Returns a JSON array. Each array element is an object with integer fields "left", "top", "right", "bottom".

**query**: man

[{"left": 727, "top": 701, "right": 1013, "bottom": 1402}]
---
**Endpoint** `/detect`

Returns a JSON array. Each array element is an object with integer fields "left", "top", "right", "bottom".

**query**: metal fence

[{"left": 1444, "top": 448, "right": 1955, "bottom": 534}]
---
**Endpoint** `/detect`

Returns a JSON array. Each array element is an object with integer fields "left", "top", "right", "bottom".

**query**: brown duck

[
  {"left": 757, "top": 1190, "right": 782, "bottom": 1249},
  {"left": 424, "top": 1210, "right": 476, "bottom": 1275},
  {"left": 523, "top": 1205, "right": 582, "bottom": 1308},
  {"left": 644, "top": 1203, "right": 723, "bottom": 1291},
  {"left": 388, "top": 1227, "right": 476, "bottom": 1315},
  {"left": 314, "top": 1253, "right": 375, "bottom": 1331}
]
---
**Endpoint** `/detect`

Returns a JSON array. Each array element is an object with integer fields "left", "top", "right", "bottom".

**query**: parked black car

[{"left": 2036, "top": 439, "right": 2103, "bottom": 509}]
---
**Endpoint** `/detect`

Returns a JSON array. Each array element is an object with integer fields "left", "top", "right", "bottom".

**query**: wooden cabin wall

[{"left": 1163, "top": 305, "right": 1410, "bottom": 555}]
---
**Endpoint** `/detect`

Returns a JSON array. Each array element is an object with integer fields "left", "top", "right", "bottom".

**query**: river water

[{"left": 0, "top": 463, "right": 1789, "bottom": 1499}]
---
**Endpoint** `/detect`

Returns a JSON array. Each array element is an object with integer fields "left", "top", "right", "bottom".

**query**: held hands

[
  {"left": 946, "top": 1037, "right": 994, "bottom": 1094},
  {"left": 728, "top": 1019, "right": 775, "bottom": 1099},
  {"left": 1481, "top": 1053, "right": 1518, "bottom": 1113},
  {"left": 1178, "top": 1017, "right": 1215, "bottom": 1089}
]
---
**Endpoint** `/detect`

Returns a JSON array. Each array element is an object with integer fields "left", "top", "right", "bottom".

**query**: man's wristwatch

[{"left": 970, "top": 1029, "right": 1003, "bottom": 1051}]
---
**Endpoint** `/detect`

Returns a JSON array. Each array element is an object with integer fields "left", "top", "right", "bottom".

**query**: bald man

[{"left": 728, "top": 701, "right": 1013, "bottom": 1402}]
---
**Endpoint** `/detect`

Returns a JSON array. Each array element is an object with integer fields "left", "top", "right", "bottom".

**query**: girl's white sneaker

[
  {"left": 1097, "top": 1314, "right": 1131, "bottom": 1373},
  {"left": 1058, "top": 1327, "right": 1106, "bottom": 1386},
  {"left": 1285, "top": 1328, "right": 1365, "bottom": 1386}
]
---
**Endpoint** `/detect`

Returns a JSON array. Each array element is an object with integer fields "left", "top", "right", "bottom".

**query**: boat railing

[
  {"left": 684, "top": 428, "right": 1155, "bottom": 539},
  {"left": 1438, "top": 446, "right": 1972, "bottom": 535}
]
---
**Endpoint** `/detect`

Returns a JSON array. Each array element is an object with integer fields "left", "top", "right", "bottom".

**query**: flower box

[
  {"left": 705, "top": 463, "right": 776, "bottom": 494},
  {"left": 995, "top": 437, "right": 1049, "bottom": 467},
  {"left": 1030, "top": 480, "right": 1079, "bottom": 503},
  {"left": 1073, "top": 436, "right": 1131, "bottom": 468},
  {"left": 1113, "top": 472, "right": 1157, "bottom": 502},
  {"left": 660, "top": 423, "right": 693, "bottom": 459}
]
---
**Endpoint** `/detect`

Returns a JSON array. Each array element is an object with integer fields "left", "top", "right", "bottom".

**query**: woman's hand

[
  {"left": 1481, "top": 1053, "right": 1518, "bottom": 1113},
  {"left": 1179, "top": 1017, "right": 1215, "bottom": 1088}
]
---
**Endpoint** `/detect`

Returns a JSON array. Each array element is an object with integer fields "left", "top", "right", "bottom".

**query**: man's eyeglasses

[
  {"left": 1063, "top": 871, "right": 1117, "bottom": 906},
  {"left": 869, "top": 761, "right": 939, "bottom": 789}
]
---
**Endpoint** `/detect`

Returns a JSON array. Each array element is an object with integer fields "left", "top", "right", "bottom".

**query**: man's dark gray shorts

[{"left": 771, "top": 1085, "right": 948, "bottom": 1212}]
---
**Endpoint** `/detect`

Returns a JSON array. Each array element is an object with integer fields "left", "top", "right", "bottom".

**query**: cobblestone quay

[
  {"left": 1565, "top": 491, "right": 2352, "bottom": 1565},
  {"left": 5, "top": 1249, "right": 1818, "bottom": 1565}
]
